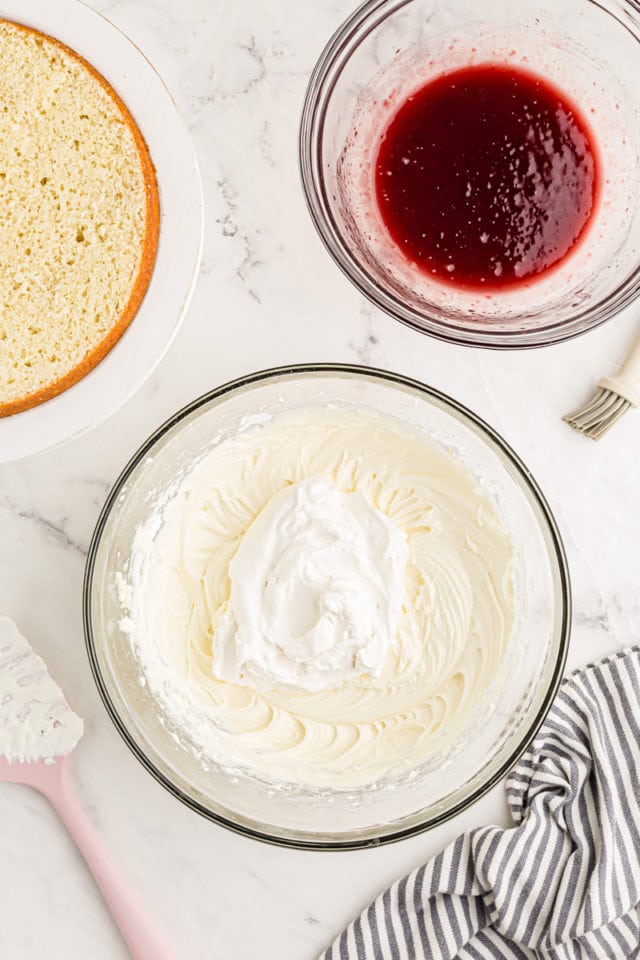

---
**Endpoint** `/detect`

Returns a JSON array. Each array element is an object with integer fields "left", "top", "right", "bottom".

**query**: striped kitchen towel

[{"left": 323, "top": 647, "right": 640, "bottom": 960}]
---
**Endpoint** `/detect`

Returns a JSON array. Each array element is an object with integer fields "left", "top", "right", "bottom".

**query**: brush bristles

[{"left": 564, "top": 387, "right": 632, "bottom": 440}]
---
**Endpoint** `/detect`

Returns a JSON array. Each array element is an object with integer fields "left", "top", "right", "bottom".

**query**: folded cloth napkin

[{"left": 323, "top": 648, "right": 640, "bottom": 960}]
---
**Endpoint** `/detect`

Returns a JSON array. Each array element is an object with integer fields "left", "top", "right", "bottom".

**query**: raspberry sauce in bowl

[
  {"left": 300, "top": 0, "right": 640, "bottom": 346},
  {"left": 375, "top": 64, "right": 599, "bottom": 291}
]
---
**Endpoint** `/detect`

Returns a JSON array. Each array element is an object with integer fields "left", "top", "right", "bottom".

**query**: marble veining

[{"left": 0, "top": 1, "right": 639, "bottom": 958}]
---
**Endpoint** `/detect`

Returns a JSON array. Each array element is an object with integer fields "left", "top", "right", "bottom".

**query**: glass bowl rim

[
  {"left": 83, "top": 363, "right": 571, "bottom": 850},
  {"left": 298, "top": 0, "right": 640, "bottom": 349}
]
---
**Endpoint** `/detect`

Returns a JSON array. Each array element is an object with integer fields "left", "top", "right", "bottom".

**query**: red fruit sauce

[{"left": 375, "top": 64, "right": 599, "bottom": 290}]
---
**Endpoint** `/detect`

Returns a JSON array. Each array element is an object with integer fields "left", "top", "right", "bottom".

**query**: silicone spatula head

[{"left": 0, "top": 616, "right": 83, "bottom": 764}]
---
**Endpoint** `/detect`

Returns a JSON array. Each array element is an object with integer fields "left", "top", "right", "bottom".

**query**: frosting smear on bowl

[{"left": 119, "top": 407, "right": 515, "bottom": 789}]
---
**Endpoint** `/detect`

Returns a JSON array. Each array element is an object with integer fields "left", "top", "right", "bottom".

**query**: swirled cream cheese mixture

[{"left": 119, "top": 407, "right": 515, "bottom": 789}]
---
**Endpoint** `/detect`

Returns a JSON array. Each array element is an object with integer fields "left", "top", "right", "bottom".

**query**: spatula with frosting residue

[{"left": 0, "top": 616, "right": 174, "bottom": 960}]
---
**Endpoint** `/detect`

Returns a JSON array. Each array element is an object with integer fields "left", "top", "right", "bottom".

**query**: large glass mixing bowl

[
  {"left": 300, "top": 0, "right": 640, "bottom": 347},
  {"left": 84, "top": 365, "right": 570, "bottom": 849}
]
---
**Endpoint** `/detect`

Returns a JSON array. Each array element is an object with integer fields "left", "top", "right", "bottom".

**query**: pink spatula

[{"left": 0, "top": 616, "right": 174, "bottom": 960}]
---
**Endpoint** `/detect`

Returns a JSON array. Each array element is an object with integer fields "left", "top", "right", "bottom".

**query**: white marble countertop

[{"left": 1, "top": 1, "right": 639, "bottom": 957}]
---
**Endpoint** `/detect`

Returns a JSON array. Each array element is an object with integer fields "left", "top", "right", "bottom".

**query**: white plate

[{"left": 0, "top": 0, "right": 203, "bottom": 462}]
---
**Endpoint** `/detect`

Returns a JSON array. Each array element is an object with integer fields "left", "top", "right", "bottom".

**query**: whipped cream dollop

[
  {"left": 119, "top": 407, "right": 515, "bottom": 789},
  {"left": 213, "top": 477, "right": 408, "bottom": 693}
]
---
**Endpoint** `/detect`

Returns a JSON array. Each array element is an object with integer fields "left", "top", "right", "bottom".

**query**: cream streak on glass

[{"left": 119, "top": 408, "right": 516, "bottom": 789}]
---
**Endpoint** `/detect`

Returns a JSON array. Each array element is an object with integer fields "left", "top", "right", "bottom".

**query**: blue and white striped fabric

[{"left": 323, "top": 648, "right": 640, "bottom": 960}]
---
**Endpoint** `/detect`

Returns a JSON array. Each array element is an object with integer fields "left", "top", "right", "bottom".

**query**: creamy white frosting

[
  {"left": 0, "top": 617, "right": 83, "bottom": 764},
  {"left": 213, "top": 477, "right": 408, "bottom": 693},
  {"left": 120, "top": 407, "right": 515, "bottom": 789}
]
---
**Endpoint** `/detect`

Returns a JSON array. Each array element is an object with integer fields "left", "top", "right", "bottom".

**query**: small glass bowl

[
  {"left": 84, "top": 365, "right": 570, "bottom": 849},
  {"left": 300, "top": 0, "right": 640, "bottom": 347}
]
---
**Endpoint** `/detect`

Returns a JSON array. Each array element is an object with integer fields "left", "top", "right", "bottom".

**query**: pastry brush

[{"left": 564, "top": 327, "right": 640, "bottom": 439}]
